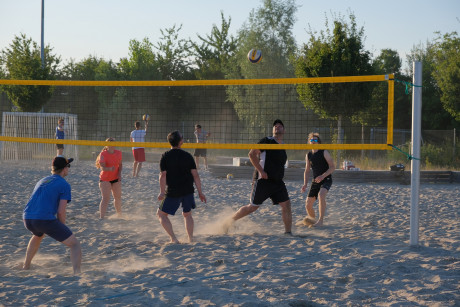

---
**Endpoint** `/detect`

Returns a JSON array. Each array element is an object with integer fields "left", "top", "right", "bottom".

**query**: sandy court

[{"left": 0, "top": 159, "right": 458, "bottom": 306}]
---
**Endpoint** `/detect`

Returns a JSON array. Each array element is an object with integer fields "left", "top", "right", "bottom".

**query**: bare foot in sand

[
  {"left": 222, "top": 218, "right": 234, "bottom": 234},
  {"left": 311, "top": 219, "right": 323, "bottom": 227},
  {"left": 302, "top": 216, "right": 316, "bottom": 227}
]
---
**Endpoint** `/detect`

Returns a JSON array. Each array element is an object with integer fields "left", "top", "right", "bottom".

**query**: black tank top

[{"left": 307, "top": 150, "right": 331, "bottom": 179}]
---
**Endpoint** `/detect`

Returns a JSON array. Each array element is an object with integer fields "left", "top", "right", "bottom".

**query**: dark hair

[
  {"left": 135, "top": 121, "right": 141, "bottom": 128},
  {"left": 273, "top": 119, "right": 284, "bottom": 127},
  {"left": 195, "top": 124, "right": 201, "bottom": 129},
  {"left": 167, "top": 130, "right": 182, "bottom": 147}
]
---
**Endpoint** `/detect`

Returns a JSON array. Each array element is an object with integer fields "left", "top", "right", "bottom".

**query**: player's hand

[
  {"left": 158, "top": 192, "right": 165, "bottom": 201},
  {"left": 259, "top": 171, "right": 268, "bottom": 179},
  {"left": 199, "top": 192, "right": 206, "bottom": 203},
  {"left": 301, "top": 185, "right": 307, "bottom": 193},
  {"left": 314, "top": 175, "right": 323, "bottom": 183}
]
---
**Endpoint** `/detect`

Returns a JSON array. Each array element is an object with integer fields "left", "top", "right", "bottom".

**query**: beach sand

[{"left": 0, "top": 160, "right": 458, "bottom": 306}]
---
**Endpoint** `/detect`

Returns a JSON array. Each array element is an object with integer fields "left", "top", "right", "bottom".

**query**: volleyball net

[{"left": 0, "top": 75, "right": 394, "bottom": 160}]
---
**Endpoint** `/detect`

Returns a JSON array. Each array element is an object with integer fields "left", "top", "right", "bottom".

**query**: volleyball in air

[
  {"left": 142, "top": 114, "right": 150, "bottom": 121},
  {"left": 226, "top": 173, "right": 234, "bottom": 180},
  {"left": 247, "top": 49, "right": 262, "bottom": 63}
]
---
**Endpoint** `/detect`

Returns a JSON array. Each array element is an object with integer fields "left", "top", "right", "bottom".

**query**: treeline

[{"left": 0, "top": 0, "right": 458, "bottom": 131}]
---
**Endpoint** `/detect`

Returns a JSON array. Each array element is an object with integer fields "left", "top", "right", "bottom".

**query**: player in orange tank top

[{"left": 95, "top": 138, "right": 123, "bottom": 219}]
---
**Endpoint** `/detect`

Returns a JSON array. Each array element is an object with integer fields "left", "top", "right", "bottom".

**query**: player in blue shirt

[{"left": 23, "top": 156, "right": 81, "bottom": 274}]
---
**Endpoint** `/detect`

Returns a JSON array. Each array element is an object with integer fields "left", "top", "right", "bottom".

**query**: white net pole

[{"left": 410, "top": 61, "right": 422, "bottom": 246}]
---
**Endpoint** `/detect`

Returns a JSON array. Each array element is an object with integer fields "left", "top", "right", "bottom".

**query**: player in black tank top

[
  {"left": 225, "top": 120, "right": 292, "bottom": 235},
  {"left": 300, "top": 133, "right": 335, "bottom": 227}
]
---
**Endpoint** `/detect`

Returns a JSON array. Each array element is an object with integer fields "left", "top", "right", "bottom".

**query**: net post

[
  {"left": 386, "top": 74, "right": 394, "bottom": 146},
  {"left": 410, "top": 62, "right": 422, "bottom": 246}
]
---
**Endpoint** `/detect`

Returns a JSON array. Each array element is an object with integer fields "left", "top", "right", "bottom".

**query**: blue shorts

[
  {"left": 308, "top": 177, "right": 333, "bottom": 198},
  {"left": 251, "top": 179, "right": 289, "bottom": 205},
  {"left": 24, "top": 219, "right": 73, "bottom": 242},
  {"left": 159, "top": 193, "right": 196, "bottom": 215}
]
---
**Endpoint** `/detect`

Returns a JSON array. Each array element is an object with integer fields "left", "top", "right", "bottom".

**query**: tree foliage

[
  {"left": 406, "top": 42, "right": 458, "bottom": 129},
  {"left": 155, "top": 25, "right": 193, "bottom": 80},
  {"left": 190, "top": 12, "right": 238, "bottom": 80},
  {"left": 118, "top": 38, "right": 159, "bottom": 80},
  {"left": 0, "top": 33, "right": 60, "bottom": 111},
  {"left": 373, "top": 48, "right": 412, "bottom": 129},
  {"left": 432, "top": 31, "right": 460, "bottom": 123},
  {"left": 226, "top": 0, "right": 298, "bottom": 137},
  {"left": 295, "top": 13, "right": 374, "bottom": 121}
]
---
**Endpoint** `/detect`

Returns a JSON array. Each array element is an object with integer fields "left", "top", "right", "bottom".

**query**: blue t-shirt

[{"left": 23, "top": 175, "right": 71, "bottom": 220}]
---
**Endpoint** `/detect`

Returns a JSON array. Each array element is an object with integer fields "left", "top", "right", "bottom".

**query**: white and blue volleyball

[{"left": 247, "top": 49, "right": 262, "bottom": 63}]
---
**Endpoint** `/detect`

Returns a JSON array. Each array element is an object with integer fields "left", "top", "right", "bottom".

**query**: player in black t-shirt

[
  {"left": 226, "top": 119, "right": 292, "bottom": 235},
  {"left": 157, "top": 131, "right": 206, "bottom": 243},
  {"left": 300, "top": 132, "right": 335, "bottom": 227}
]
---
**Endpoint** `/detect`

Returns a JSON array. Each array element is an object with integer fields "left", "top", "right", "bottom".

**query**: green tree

[
  {"left": 295, "top": 13, "right": 374, "bottom": 122},
  {"left": 226, "top": 0, "right": 299, "bottom": 138},
  {"left": 0, "top": 33, "right": 60, "bottom": 111},
  {"left": 406, "top": 42, "right": 458, "bottom": 129},
  {"left": 155, "top": 25, "right": 194, "bottom": 80},
  {"left": 372, "top": 49, "right": 412, "bottom": 129},
  {"left": 295, "top": 13, "right": 374, "bottom": 165},
  {"left": 190, "top": 12, "right": 238, "bottom": 80},
  {"left": 118, "top": 38, "right": 160, "bottom": 80},
  {"left": 432, "top": 32, "right": 460, "bottom": 123}
]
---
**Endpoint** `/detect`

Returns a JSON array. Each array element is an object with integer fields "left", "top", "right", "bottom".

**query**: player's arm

[
  {"left": 144, "top": 121, "right": 148, "bottom": 133},
  {"left": 249, "top": 149, "right": 267, "bottom": 179},
  {"left": 118, "top": 162, "right": 122, "bottom": 181},
  {"left": 315, "top": 150, "right": 335, "bottom": 182},
  {"left": 57, "top": 199, "right": 68, "bottom": 224},
  {"left": 191, "top": 169, "right": 206, "bottom": 203},
  {"left": 158, "top": 171, "right": 167, "bottom": 200},
  {"left": 99, "top": 159, "right": 114, "bottom": 172},
  {"left": 301, "top": 155, "right": 311, "bottom": 193}
]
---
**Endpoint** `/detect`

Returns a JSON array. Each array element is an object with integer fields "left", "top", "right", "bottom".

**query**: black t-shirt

[
  {"left": 253, "top": 136, "right": 287, "bottom": 181},
  {"left": 160, "top": 148, "right": 196, "bottom": 197},
  {"left": 307, "top": 150, "right": 331, "bottom": 179}
]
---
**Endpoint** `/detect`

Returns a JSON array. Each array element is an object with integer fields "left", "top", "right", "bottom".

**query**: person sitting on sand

[
  {"left": 157, "top": 130, "right": 206, "bottom": 243},
  {"left": 300, "top": 133, "right": 335, "bottom": 227},
  {"left": 22, "top": 156, "right": 82, "bottom": 275}
]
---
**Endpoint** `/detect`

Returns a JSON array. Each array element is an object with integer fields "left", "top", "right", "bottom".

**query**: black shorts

[
  {"left": 251, "top": 179, "right": 289, "bottom": 205},
  {"left": 24, "top": 219, "right": 73, "bottom": 242},
  {"left": 100, "top": 179, "right": 119, "bottom": 184},
  {"left": 193, "top": 148, "right": 207, "bottom": 157},
  {"left": 56, "top": 144, "right": 64, "bottom": 149},
  {"left": 308, "top": 177, "right": 333, "bottom": 198}
]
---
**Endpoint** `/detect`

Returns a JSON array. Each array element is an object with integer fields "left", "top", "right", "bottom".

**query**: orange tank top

[{"left": 99, "top": 150, "right": 122, "bottom": 181}]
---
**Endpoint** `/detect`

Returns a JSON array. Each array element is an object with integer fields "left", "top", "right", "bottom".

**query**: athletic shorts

[
  {"left": 24, "top": 219, "right": 73, "bottom": 242},
  {"left": 56, "top": 144, "right": 64, "bottom": 149},
  {"left": 193, "top": 148, "right": 207, "bottom": 157},
  {"left": 159, "top": 193, "right": 196, "bottom": 215},
  {"left": 308, "top": 177, "right": 333, "bottom": 198},
  {"left": 132, "top": 148, "right": 146, "bottom": 162},
  {"left": 251, "top": 179, "right": 289, "bottom": 205},
  {"left": 100, "top": 178, "right": 119, "bottom": 184}
]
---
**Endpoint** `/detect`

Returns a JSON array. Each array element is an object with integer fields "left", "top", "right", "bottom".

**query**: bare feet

[
  {"left": 222, "top": 218, "right": 234, "bottom": 234},
  {"left": 312, "top": 219, "right": 323, "bottom": 227},
  {"left": 302, "top": 216, "right": 316, "bottom": 227}
]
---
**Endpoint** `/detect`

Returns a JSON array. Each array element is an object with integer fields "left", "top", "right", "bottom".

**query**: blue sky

[{"left": 1, "top": 0, "right": 459, "bottom": 69}]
